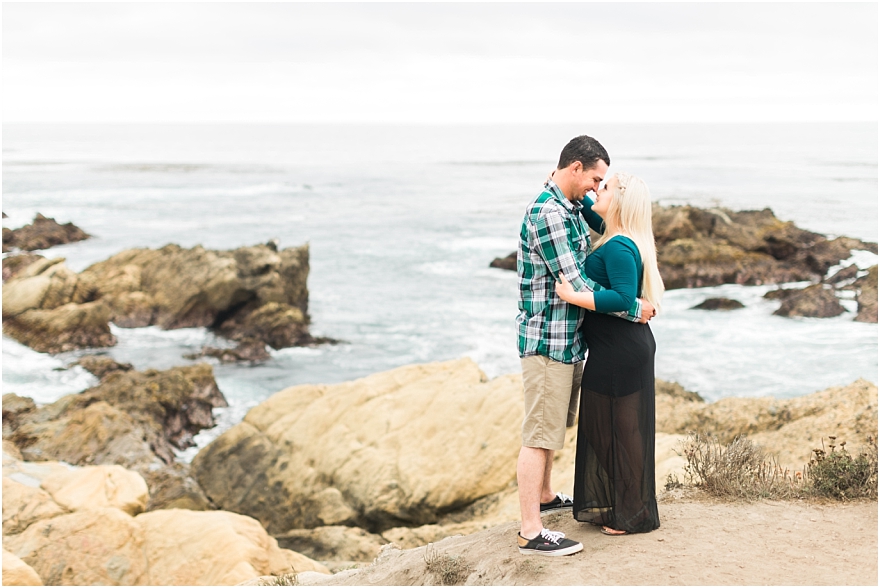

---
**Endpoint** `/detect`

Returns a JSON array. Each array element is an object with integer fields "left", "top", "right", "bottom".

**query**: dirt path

[{"left": 298, "top": 497, "right": 877, "bottom": 586}]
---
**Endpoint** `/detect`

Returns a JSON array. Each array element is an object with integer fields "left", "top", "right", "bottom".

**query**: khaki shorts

[{"left": 520, "top": 355, "right": 583, "bottom": 450}]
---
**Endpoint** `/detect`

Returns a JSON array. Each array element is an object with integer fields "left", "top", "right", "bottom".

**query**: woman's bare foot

[{"left": 601, "top": 526, "right": 628, "bottom": 536}]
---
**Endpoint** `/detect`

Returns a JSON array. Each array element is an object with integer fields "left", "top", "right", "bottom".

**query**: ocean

[{"left": 2, "top": 123, "right": 877, "bottom": 460}]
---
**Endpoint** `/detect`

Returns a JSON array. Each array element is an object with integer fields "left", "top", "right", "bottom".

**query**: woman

[{"left": 556, "top": 172, "right": 664, "bottom": 536}]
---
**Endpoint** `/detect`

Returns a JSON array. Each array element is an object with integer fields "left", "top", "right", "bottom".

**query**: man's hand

[{"left": 639, "top": 299, "right": 656, "bottom": 324}]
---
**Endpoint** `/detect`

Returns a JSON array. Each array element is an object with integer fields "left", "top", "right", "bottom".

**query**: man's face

[{"left": 572, "top": 160, "right": 609, "bottom": 201}]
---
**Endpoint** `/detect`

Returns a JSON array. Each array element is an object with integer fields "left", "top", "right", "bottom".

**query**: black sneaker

[
  {"left": 517, "top": 528, "right": 583, "bottom": 556},
  {"left": 540, "top": 492, "right": 574, "bottom": 514}
]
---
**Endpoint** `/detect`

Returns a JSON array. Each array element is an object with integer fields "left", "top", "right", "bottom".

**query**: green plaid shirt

[{"left": 516, "top": 180, "right": 643, "bottom": 363}]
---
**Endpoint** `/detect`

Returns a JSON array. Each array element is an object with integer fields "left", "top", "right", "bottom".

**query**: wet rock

[
  {"left": 489, "top": 252, "right": 517, "bottom": 271},
  {"left": 691, "top": 297, "right": 745, "bottom": 311},
  {"left": 4, "top": 364, "right": 227, "bottom": 511},
  {"left": 772, "top": 284, "right": 846, "bottom": 318},
  {"left": 488, "top": 205, "right": 876, "bottom": 292},
  {"left": 1, "top": 242, "right": 318, "bottom": 356},
  {"left": 853, "top": 265, "right": 877, "bottom": 323},
  {"left": 68, "top": 355, "right": 134, "bottom": 379},
  {"left": 824, "top": 263, "right": 860, "bottom": 286},
  {"left": 184, "top": 337, "right": 272, "bottom": 364},
  {"left": 2, "top": 214, "right": 90, "bottom": 253},
  {"left": 192, "top": 358, "right": 523, "bottom": 534}
]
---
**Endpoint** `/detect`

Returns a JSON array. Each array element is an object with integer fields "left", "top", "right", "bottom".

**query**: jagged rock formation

[
  {"left": 2, "top": 241, "right": 318, "bottom": 354},
  {"left": 3, "top": 364, "right": 227, "bottom": 510},
  {"left": 2, "top": 214, "right": 90, "bottom": 252}
]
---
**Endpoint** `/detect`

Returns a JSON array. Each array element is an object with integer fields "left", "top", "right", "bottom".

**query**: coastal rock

[
  {"left": 2, "top": 253, "right": 46, "bottom": 282},
  {"left": 691, "top": 297, "right": 745, "bottom": 310},
  {"left": 489, "top": 204, "right": 876, "bottom": 293},
  {"left": 655, "top": 379, "right": 877, "bottom": 467},
  {"left": 5, "top": 364, "right": 226, "bottom": 511},
  {"left": 68, "top": 355, "right": 134, "bottom": 379},
  {"left": 824, "top": 263, "right": 860, "bottom": 286},
  {"left": 488, "top": 252, "right": 517, "bottom": 271},
  {"left": 854, "top": 265, "right": 878, "bottom": 323},
  {"left": 193, "top": 358, "right": 523, "bottom": 533},
  {"left": 1, "top": 242, "right": 317, "bottom": 355},
  {"left": 771, "top": 284, "right": 846, "bottom": 318},
  {"left": 4, "top": 507, "right": 150, "bottom": 585},
  {"left": 2, "top": 455, "right": 330, "bottom": 585},
  {"left": 137, "top": 509, "right": 330, "bottom": 584},
  {"left": 1, "top": 301, "right": 117, "bottom": 353},
  {"left": 275, "top": 526, "right": 387, "bottom": 563},
  {"left": 184, "top": 337, "right": 272, "bottom": 364},
  {"left": 2, "top": 549, "right": 43, "bottom": 586},
  {"left": 2, "top": 214, "right": 90, "bottom": 253}
]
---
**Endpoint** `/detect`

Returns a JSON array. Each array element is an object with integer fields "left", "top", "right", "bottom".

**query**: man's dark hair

[{"left": 557, "top": 135, "right": 610, "bottom": 170}]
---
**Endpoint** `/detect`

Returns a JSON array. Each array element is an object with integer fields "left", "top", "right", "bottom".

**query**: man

[{"left": 515, "top": 135, "right": 654, "bottom": 556}]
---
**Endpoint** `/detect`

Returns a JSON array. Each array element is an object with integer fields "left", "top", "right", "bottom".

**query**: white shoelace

[{"left": 539, "top": 529, "right": 566, "bottom": 544}]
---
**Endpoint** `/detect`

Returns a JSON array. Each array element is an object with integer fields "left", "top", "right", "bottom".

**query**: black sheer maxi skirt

[{"left": 573, "top": 311, "right": 660, "bottom": 534}]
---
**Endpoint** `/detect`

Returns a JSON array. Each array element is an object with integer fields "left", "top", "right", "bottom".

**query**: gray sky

[{"left": 3, "top": 2, "right": 877, "bottom": 123}]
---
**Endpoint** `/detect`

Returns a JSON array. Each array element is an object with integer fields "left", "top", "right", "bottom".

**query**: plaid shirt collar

[{"left": 544, "top": 179, "right": 583, "bottom": 215}]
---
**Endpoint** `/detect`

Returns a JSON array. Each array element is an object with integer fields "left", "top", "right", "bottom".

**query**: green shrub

[{"left": 808, "top": 435, "right": 878, "bottom": 500}]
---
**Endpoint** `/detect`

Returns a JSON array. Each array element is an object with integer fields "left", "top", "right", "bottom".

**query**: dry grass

[
  {"left": 423, "top": 544, "right": 471, "bottom": 586},
  {"left": 671, "top": 432, "right": 807, "bottom": 499},
  {"left": 264, "top": 566, "right": 299, "bottom": 586},
  {"left": 669, "top": 432, "right": 878, "bottom": 501}
]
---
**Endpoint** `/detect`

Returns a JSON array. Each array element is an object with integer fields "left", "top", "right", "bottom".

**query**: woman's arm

[
  {"left": 556, "top": 239, "right": 640, "bottom": 312},
  {"left": 556, "top": 272, "right": 596, "bottom": 310},
  {"left": 579, "top": 196, "right": 606, "bottom": 234},
  {"left": 592, "top": 240, "right": 639, "bottom": 313}
]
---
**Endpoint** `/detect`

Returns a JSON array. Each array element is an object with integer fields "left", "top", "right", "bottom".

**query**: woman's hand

[{"left": 556, "top": 272, "right": 575, "bottom": 302}]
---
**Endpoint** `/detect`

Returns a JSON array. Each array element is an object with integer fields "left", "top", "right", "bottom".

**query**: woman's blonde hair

[{"left": 593, "top": 172, "right": 665, "bottom": 310}]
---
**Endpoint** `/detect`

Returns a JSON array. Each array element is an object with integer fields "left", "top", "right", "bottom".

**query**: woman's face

[{"left": 591, "top": 175, "right": 617, "bottom": 218}]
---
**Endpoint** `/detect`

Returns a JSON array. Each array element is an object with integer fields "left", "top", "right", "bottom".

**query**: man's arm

[{"left": 532, "top": 208, "right": 601, "bottom": 294}]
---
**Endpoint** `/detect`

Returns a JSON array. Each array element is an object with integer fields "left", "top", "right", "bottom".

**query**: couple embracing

[{"left": 515, "top": 135, "right": 664, "bottom": 556}]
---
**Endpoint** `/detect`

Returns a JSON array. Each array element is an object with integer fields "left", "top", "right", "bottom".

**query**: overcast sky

[{"left": 3, "top": 2, "right": 877, "bottom": 124}]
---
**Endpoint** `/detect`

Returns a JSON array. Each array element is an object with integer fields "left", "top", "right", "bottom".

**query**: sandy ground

[{"left": 297, "top": 496, "right": 878, "bottom": 586}]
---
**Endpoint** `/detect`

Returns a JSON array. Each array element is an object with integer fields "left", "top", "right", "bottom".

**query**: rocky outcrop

[
  {"left": 1, "top": 451, "right": 329, "bottom": 586},
  {"left": 2, "top": 214, "right": 90, "bottom": 253},
  {"left": 68, "top": 355, "right": 134, "bottom": 379},
  {"left": 3, "top": 364, "right": 227, "bottom": 510},
  {"left": 2, "top": 549, "right": 43, "bottom": 586},
  {"left": 2, "top": 253, "right": 46, "bottom": 281},
  {"left": 769, "top": 284, "right": 846, "bottom": 318},
  {"left": 489, "top": 204, "right": 876, "bottom": 292},
  {"left": 192, "top": 357, "right": 876, "bottom": 560},
  {"left": 192, "top": 358, "right": 524, "bottom": 534},
  {"left": 275, "top": 526, "right": 387, "bottom": 563},
  {"left": 489, "top": 252, "right": 517, "bottom": 271},
  {"left": 2, "top": 241, "right": 319, "bottom": 355},
  {"left": 853, "top": 265, "right": 878, "bottom": 323},
  {"left": 691, "top": 297, "right": 745, "bottom": 311}
]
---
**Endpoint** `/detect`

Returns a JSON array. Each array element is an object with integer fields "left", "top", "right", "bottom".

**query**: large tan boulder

[
  {"left": 2, "top": 477, "right": 67, "bottom": 535},
  {"left": 40, "top": 464, "right": 148, "bottom": 516},
  {"left": 2, "top": 549, "right": 43, "bottom": 586},
  {"left": 138, "top": 509, "right": 329, "bottom": 585},
  {"left": 2, "top": 458, "right": 146, "bottom": 533},
  {"left": 193, "top": 358, "right": 524, "bottom": 533},
  {"left": 3, "top": 507, "right": 150, "bottom": 585},
  {"left": 2, "top": 301, "right": 117, "bottom": 353}
]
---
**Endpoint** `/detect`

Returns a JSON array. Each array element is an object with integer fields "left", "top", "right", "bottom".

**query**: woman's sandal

[{"left": 600, "top": 526, "right": 628, "bottom": 536}]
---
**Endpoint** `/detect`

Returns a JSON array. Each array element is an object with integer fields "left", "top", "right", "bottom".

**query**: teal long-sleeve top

[{"left": 584, "top": 235, "right": 643, "bottom": 313}]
